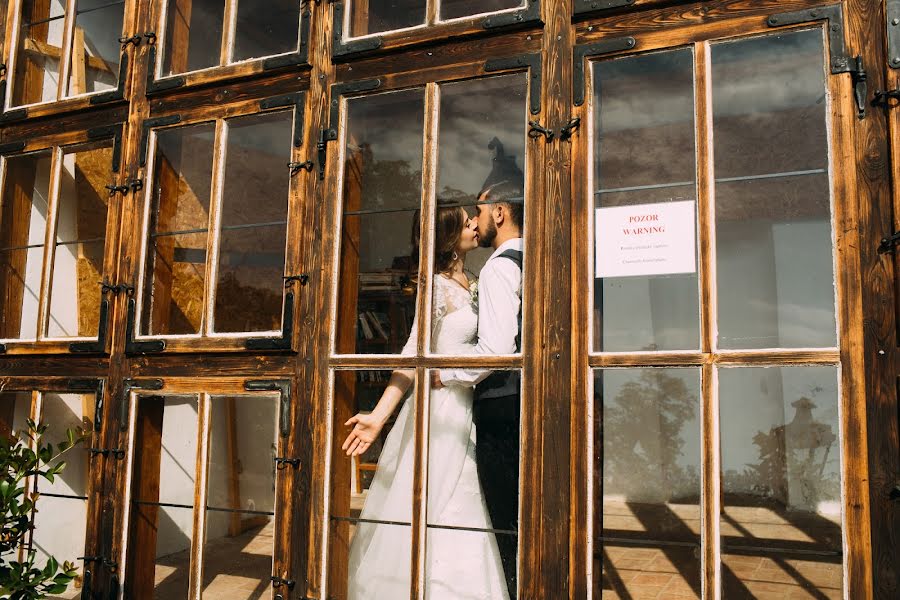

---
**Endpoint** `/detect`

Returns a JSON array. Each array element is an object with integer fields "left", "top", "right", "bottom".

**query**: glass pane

[
  {"left": 720, "top": 366, "right": 842, "bottom": 598},
  {"left": 232, "top": 0, "right": 301, "bottom": 62},
  {"left": 127, "top": 395, "right": 200, "bottom": 599},
  {"left": 440, "top": 0, "right": 523, "bottom": 21},
  {"left": 712, "top": 30, "right": 836, "bottom": 349},
  {"left": 202, "top": 396, "right": 278, "bottom": 598},
  {"left": 432, "top": 74, "right": 526, "bottom": 357},
  {"left": 162, "top": 0, "right": 225, "bottom": 76},
  {"left": 31, "top": 392, "right": 94, "bottom": 598},
  {"left": 592, "top": 49, "right": 699, "bottom": 353},
  {"left": 426, "top": 368, "right": 520, "bottom": 599},
  {"left": 65, "top": 0, "right": 126, "bottom": 97},
  {"left": 594, "top": 368, "right": 702, "bottom": 599},
  {"left": 331, "top": 369, "right": 416, "bottom": 599},
  {"left": 212, "top": 112, "right": 291, "bottom": 333},
  {"left": 11, "top": 0, "right": 67, "bottom": 106},
  {"left": 0, "top": 391, "right": 32, "bottom": 441},
  {"left": 348, "top": 0, "right": 425, "bottom": 37},
  {"left": 0, "top": 151, "right": 53, "bottom": 340},
  {"left": 336, "top": 90, "right": 424, "bottom": 355},
  {"left": 47, "top": 142, "right": 112, "bottom": 338},
  {"left": 142, "top": 123, "right": 216, "bottom": 336}
]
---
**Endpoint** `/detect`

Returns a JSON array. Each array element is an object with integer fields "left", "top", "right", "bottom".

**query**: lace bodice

[{"left": 401, "top": 274, "right": 477, "bottom": 355}]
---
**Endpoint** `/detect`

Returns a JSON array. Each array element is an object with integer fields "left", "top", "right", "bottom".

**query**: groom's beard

[{"left": 479, "top": 219, "right": 497, "bottom": 248}]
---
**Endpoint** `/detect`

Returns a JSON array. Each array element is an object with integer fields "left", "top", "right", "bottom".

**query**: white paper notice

[{"left": 595, "top": 200, "right": 696, "bottom": 278}]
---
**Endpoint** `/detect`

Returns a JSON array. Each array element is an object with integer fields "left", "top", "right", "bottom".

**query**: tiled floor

[{"left": 599, "top": 501, "right": 843, "bottom": 599}]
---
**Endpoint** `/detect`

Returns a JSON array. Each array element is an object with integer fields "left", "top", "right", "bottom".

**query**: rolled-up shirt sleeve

[{"left": 439, "top": 257, "right": 520, "bottom": 387}]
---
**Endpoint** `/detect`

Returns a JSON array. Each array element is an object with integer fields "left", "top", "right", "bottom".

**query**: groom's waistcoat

[{"left": 474, "top": 249, "right": 523, "bottom": 423}]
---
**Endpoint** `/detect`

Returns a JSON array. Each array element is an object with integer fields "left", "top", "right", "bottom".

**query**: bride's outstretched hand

[{"left": 342, "top": 413, "right": 384, "bottom": 457}]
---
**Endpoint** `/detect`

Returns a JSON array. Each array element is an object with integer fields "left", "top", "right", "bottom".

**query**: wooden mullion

[
  {"left": 569, "top": 38, "right": 591, "bottom": 600},
  {"left": 700, "top": 362, "right": 721, "bottom": 600},
  {"left": 36, "top": 147, "right": 64, "bottom": 341},
  {"left": 695, "top": 41, "right": 715, "bottom": 358},
  {"left": 409, "top": 366, "right": 428, "bottom": 600},
  {"left": 189, "top": 392, "right": 212, "bottom": 600},
  {"left": 417, "top": 82, "right": 439, "bottom": 358},
  {"left": 2, "top": 0, "right": 23, "bottom": 111},
  {"left": 220, "top": 0, "right": 238, "bottom": 65},
  {"left": 426, "top": 0, "right": 438, "bottom": 27},
  {"left": 55, "top": 0, "right": 78, "bottom": 100},
  {"left": 827, "top": 11, "right": 874, "bottom": 598},
  {"left": 203, "top": 119, "right": 228, "bottom": 335}
]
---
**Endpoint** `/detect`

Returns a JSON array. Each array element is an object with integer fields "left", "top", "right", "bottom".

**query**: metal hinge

[
  {"left": 146, "top": 45, "right": 186, "bottom": 94},
  {"left": 67, "top": 378, "right": 105, "bottom": 431},
  {"left": 260, "top": 91, "right": 306, "bottom": 147},
  {"left": 332, "top": 3, "right": 383, "bottom": 58},
  {"left": 125, "top": 298, "right": 167, "bottom": 355},
  {"left": 87, "top": 124, "right": 124, "bottom": 171},
  {"left": 264, "top": 8, "right": 311, "bottom": 69},
  {"left": 888, "top": 0, "right": 900, "bottom": 68},
  {"left": 89, "top": 52, "right": 128, "bottom": 105},
  {"left": 140, "top": 114, "right": 182, "bottom": 166},
  {"left": 768, "top": 5, "right": 867, "bottom": 118},
  {"left": 573, "top": 37, "right": 636, "bottom": 106},
  {"left": 484, "top": 53, "right": 541, "bottom": 115},
  {"left": 877, "top": 230, "right": 900, "bottom": 254},
  {"left": 120, "top": 380, "right": 164, "bottom": 430},
  {"left": 245, "top": 291, "right": 297, "bottom": 351},
  {"left": 320, "top": 79, "right": 382, "bottom": 178},
  {"left": 69, "top": 291, "right": 111, "bottom": 354},
  {"left": 482, "top": 0, "right": 541, "bottom": 30},
  {"left": 574, "top": 0, "right": 634, "bottom": 15},
  {"left": 244, "top": 379, "right": 291, "bottom": 436}
]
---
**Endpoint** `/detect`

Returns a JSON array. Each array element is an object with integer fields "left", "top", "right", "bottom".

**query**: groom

[{"left": 434, "top": 179, "right": 523, "bottom": 599}]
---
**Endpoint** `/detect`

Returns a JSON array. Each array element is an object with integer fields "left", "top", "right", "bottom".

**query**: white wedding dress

[{"left": 347, "top": 274, "right": 511, "bottom": 600}]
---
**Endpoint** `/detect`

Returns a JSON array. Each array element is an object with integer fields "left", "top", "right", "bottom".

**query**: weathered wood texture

[{"left": 0, "top": 1, "right": 896, "bottom": 599}]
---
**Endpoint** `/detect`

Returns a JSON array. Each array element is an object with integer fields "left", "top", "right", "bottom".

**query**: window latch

[
  {"left": 872, "top": 87, "right": 900, "bottom": 109},
  {"left": 89, "top": 447, "right": 125, "bottom": 459},
  {"left": 118, "top": 34, "right": 142, "bottom": 48},
  {"left": 283, "top": 274, "right": 309, "bottom": 288},
  {"left": 271, "top": 576, "right": 296, "bottom": 590},
  {"left": 274, "top": 457, "right": 301, "bottom": 470},
  {"left": 528, "top": 120, "right": 554, "bottom": 141},
  {"left": 877, "top": 230, "right": 900, "bottom": 254},
  {"left": 105, "top": 179, "right": 143, "bottom": 196},
  {"left": 848, "top": 56, "right": 867, "bottom": 119},
  {"left": 288, "top": 160, "right": 314, "bottom": 176},
  {"left": 559, "top": 117, "right": 581, "bottom": 141}
]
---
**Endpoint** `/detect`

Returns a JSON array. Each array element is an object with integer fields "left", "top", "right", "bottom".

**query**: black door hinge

[
  {"left": 888, "top": 0, "right": 900, "bottom": 68},
  {"left": 125, "top": 298, "right": 167, "bottom": 355},
  {"left": 573, "top": 37, "right": 636, "bottom": 106},
  {"left": 120, "top": 379, "right": 164, "bottom": 430},
  {"left": 878, "top": 231, "right": 900, "bottom": 254},
  {"left": 482, "top": 0, "right": 541, "bottom": 30},
  {"left": 332, "top": 3, "right": 383, "bottom": 58},
  {"left": 484, "top": 53, "right": 541, "bottom": 115},
  {"left": 69, "top": 287, "right": 111, "bottom": 354},
  {"left": 245, "top": 380, "right": 291, "bottom": 436},
  {"left": 67, "top": 378, "right": 105, "bottom": 431},
  {"left": 245, "top": 291, "right": 296, "bottom": 351},
  {"left": 139, "top": 114, "right": 183, "bottom": 166}
]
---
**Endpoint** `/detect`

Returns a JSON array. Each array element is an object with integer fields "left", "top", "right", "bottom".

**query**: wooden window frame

[
  {"left": 0, "top": 377, "right": 108, "bottom": 595},
  {"left": 117, "top": 378, "right": 297, "bottom": 600},
  {"left": 0, "top": 0, "right": 136, "bottom": 123},
  {"left": 319, "top": 47, "right": 543, "bottom": 597},
  {"left": 330, "top": 0, "right": 541, "bottom": 60},
  {"left": 0, "top": 126, "right": 123, "bottom": 355},
  {"left": 146, "top": 0, "right": 311, "bottom": 94},
  {"left": 127, "top": 86, "right": 308, "bottom": 354},
  {"left": 570, "top": 7, "right": 872, "bottom": 599}
]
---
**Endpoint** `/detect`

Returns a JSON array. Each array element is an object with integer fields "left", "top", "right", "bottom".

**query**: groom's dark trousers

[{"left": 475, "top": 372, "right": 520, "bottom": 599}]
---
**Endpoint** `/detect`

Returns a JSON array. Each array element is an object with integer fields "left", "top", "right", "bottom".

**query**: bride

[{"left": 341, "top": 205, "right": 510, "bottom": 600}]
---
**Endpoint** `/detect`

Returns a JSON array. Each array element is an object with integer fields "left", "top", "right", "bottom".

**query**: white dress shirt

[{"left": 440, "top": 237, "right": 523, "bottom": 387}]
